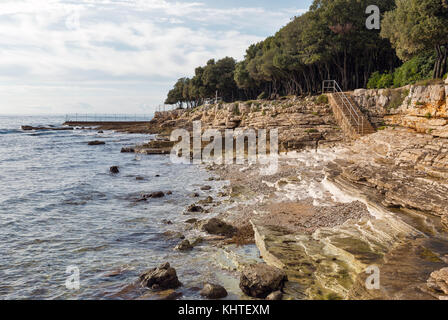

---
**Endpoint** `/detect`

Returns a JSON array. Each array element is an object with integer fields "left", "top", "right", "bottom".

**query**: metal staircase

[{"left": 322, "top": 80, "right": 375, "bottom": 138}]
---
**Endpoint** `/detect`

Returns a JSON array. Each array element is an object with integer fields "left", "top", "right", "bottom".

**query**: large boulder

[
  {"left": 200, "top": 283, "right": 228, "bottom": 299},
  {"left": 140, "top": 262, "right": 181, "bottom": 290},
  {"left": 201, "top": 218, "right": 236, "bottom": 237},
  {"left": 239, "top": 263, "right": 287, "bottom": 298},
  {"left": 427, "top": 267, "right": 448, "bottom": 296}
]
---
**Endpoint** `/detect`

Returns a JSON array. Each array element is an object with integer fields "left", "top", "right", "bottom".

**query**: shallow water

[{"left": 0, "top": 115, "right": 256, "bottom": 300}]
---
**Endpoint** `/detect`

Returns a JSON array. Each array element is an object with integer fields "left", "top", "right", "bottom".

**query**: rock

[
  {"left": 166, "top": 191, "right": 173, "bottom": 195},
  {"left": 200, "top": 283, "right": 228, "bottom": 299},
  {"left": 239, "top": 263, "right": 287, "bottom": 298},
  {"left": 139, "top": 262, "right": 181, "bottom": 290},
  {"left": 88, "top": 140, "right": 106, "bottom": 145},
  {"left": 97, "top": 130, "right": 104, "bottom": 133},
  {"left": 110, "top": 166, "right": 120, "bottom": 174},
  {"left": 200, "top": 185, "right": 212, "bottom": 191},
  {"left": 135, "top": 176, "right": 145, "bottom": 181},
  {"left": 161, "top": 219, "right": 173, "bottom": 225},
  {"left": 121, "top": 147, "right": 135, "bottom": 153},
  {"left": 427, "top": 267, "right": 448, "bottom": 296},
  {"left": 266, "top": 291, "right": 283, "bottom": 300},
  {"left": 175, "top": 239, "right": 193, "bottom": 251},
  {"left": 137, "top": 191, "right": 165, "bottom": 201},
  {"left": 162, "top": 231, "right": 185, "bottom": 240},
  {"left": 198, "top": 196, "right": 213, "bottom": 204},
  {"left": 186, "top": 204, "right": 204, "bottom": 213},
  {"left": 22, "top": 125, "right": 74, "bottom": 131},
  {"left": 201, "top": 218, "right": 236, "bottom": 237},
  {"left": 185, "top": 218, "right": 198, "bottom": 224},
  {"left": 190, "top": 193, "right": 200, "bottom": 198}
]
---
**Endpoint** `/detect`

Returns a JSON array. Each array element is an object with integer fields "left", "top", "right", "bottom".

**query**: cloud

[{"left": 0, "top": 0, "right": 308, "bottom": 114}]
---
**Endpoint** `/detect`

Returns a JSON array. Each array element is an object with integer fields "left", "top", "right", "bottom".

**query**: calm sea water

[{"left": 0, "top": 115, "right": 252, "bottom": 300}]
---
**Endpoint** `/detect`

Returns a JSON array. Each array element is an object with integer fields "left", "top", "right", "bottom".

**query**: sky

[{"left": 0, "top": 0, "right": 312, "bottom": 115}]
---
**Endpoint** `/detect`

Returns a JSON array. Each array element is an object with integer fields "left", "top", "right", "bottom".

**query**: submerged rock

[
  {"left": 110, "top": 166, "right": 120, "bottom": 174},
  {"left": 239, "top": 263, "right": 287, "bottom": 298},
  {"left": 201, "top": 185, "right": 212, "bottom": 191},
  {"left": 140, "top": 262, "right": 181, "bottom": 290},
  {"left": 121, "top": 147, "right": 135, "bottom": 153},
  {"left": 175, "top": 239, "right": 193, "bottom": 251},
  {"left": 200, "top": 283, "right": 228, "bottom": 299},
  {"left": 186, "top": 204, "right": 204, "bottom": 213},
  {"left": 88, "top": 140, "right": 106, "bottom": 145},
  {"left": 202, "top": 218, "right": 236, "bottom": 237}
]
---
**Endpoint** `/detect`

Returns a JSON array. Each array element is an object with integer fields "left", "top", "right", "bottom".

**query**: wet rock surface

[
  {"left": 109, "top": 166, "right": 119, "bottom": 174},
  {"left": 200, "top": 283, "right": 228, "bottom": 299},
  {"left": 140, "top": 262, "right": 182, "bottom": 290},
  {"left": 239, "top": 263, "right": 287, "bottom": 298},
  {"left": 202, "top": 218, "right": 237, "bottom": 237}
]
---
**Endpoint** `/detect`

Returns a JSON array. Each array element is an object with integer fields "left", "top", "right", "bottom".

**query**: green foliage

[
  {"left": 367, "top": 72, "right": 382, "bottom": 89},
  {"left": 381, "top": 0, "right": 448, "bottom": 78},
  {"left": 367, "top": 52, "right": 436, "bottom": 88},
  {"left": 316, "top": 94, "right": 328, "bottom": 104}
]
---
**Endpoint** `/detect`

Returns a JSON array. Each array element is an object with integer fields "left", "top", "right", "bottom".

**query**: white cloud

[{"left": 0, "top": 0, "right": 307, "bottom": 114}]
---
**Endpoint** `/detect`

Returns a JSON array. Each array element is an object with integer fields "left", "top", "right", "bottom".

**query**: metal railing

[
  {"left": 322, "top": 80, "right": 363, "bottom": 135},
  {"left": 64, "top": 114, "right": 153, "bottom": 122}
]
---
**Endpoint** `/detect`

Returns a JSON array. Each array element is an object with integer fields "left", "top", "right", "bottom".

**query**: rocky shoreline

[{"left": 67, "top": 81, "right": 448, "bottom": 300}]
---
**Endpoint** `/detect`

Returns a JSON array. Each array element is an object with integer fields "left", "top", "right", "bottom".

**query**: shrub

[
  {"left": 316, "top": 94, "right": 329, "bottom": 104},
  {"left": 367, "top": 71, "right": 382, "bottom": 89}
]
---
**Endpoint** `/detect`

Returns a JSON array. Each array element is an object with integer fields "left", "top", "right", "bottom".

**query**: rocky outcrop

[
  {"left": 352, "top": 82, "right": 448, "bottom": 137},
  {"left": 239, "top": 263, "right": 287, "bottom": 298},
  {"left": 200, "top": 283, "right": 228, "bottom": 299},
  {"left": 427, "top": 267, "right": 448, "bottom": 297},
  {"left": 139, "top": 262, "right": 181, "bottom": 290},
  {"left": 201, "top": 218, "right": 237, "bottom": 237}
]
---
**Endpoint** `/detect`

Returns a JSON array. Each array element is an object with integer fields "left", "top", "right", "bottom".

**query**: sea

[{"left": 0, "top": 115, "right": 257, "bottom": 300}]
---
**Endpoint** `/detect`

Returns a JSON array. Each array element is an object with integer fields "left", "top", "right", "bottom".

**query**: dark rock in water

[
  {"left": 97, "top": 130, "right": 104, "bottom": 134},
  {"left": 162, "top": 231, "right": 185, "bottom": 240},
  {"left": 201, "top": 185, "right": 212, "bottom": 191},
  {"left": 266, "top": 291, "right": 283, "bottom": 300},
  {"left": 158, "top": 290, "right": 183, "bottom": 300},
  {"left": 136, "top": 191, "right": 165, "bottom": 201},
  {"left": 239, "top": 263, "right": 287, "bottom": 298},
  {"left": 198, "top": 196, "right": 213, "bottom": 205},
  {"left": 161, "top": 219, "right": 173, "bottom": 225},
  {"left": 190, "top": 193, "right": 200, "bottom": 198},
  {"left": 140, "top": 262, "right": 181, "bottom": 290},
  {"left": 200, "top": 283, "right": 228, "bottom": 299},
  {"left": 88, "top": 140, "right": 106, "bottom": 146},
  {"left": 185, "top": 218, "right": 198, "bottom": 224},
  {"left": 135, "top": 176, "right": 145, "bottom": 181},
  {"left": 166, "top": 191, "right": 173, "bottom": 195},
  {"left": 149, "top": 191, "right": 165, "bottom": 198},
  {"left": 110, "top": 166, "right": 120, "bottom": 174},
  {"left": 21, "top": 125, "right": 73, "bottom": 131},
  {"left": 155, "top": 174, "right": 160, "bottom": 177},
  {"left": 186, "top": 204, "right": 204, "bottom": 213},
  {"left": 121, "top": 147, "right": 135, "bottom": 153},
  {"left": 202, "top": 218, "right": 236, "bottom": 237},
  {"left": 175, "top": 239, "right": 193, "bottom": 251}
]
